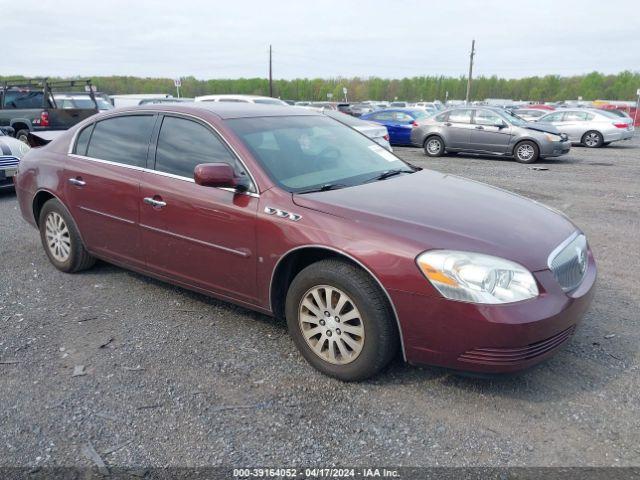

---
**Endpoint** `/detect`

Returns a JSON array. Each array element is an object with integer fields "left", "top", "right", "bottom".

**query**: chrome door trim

[
  {"left": 139, "top": 223, "right": 251, "bottom": 258},
  {"left": 79, "top": 206, "right": 136, "bottom": 225},
  {"left": 66, "top": 108, "right": 261, "bottom": 197},
  {"left": 268, "top": 244, "right": 407, "bottom": 361},
  {"left": 67, "top": 153, "right": 260, "bottom": 198}
]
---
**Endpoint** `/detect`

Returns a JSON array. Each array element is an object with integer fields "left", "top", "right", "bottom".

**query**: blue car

[{"left": 360, "top": 108, "right": 431, "bottom": 145}]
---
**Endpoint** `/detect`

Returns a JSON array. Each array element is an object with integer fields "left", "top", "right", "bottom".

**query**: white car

[
  {"left": 512, "top": 108, "right": 549, "bottom": 122},
  {"left": 54, "top": 94, "right": 113, "bottom": 111},
  {"left": 194, "top": 94, "right": 289, "bottom": 106},
  {"left": 0, "top": 129, "right": 30, "bottom": 189},
  {"left": 537, "top": 108, "right": 635, "bottom": 147}
]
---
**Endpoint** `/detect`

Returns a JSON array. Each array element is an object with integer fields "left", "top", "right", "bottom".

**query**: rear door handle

[
  {"left": 444, "top": 122, "right": 452, "bottom": 127},
  {"left": 68, "top": 177, "right": 86, "bottom": 186},
  {"left": 143, "top": 197, "right": 167, "bottom": 208},
  {"left": 475, "top": 125, "right": 484, "bottom": 130}
]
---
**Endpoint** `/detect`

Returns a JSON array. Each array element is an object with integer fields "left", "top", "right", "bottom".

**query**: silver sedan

[{"left": 536, "top": 109, "right": 635, "bottom": 147}]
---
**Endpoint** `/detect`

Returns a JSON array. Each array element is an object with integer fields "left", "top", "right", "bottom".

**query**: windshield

[
  {"left": 225, "top": 115, "right": 411, "bottom": 193},
  {"left": 500, "top": 109, "right": 527, "bottom": 125}
]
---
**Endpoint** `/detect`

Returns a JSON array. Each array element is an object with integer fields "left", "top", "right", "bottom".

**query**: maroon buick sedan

[{"left": 15, "top": 103, "right": 596, "bottom": 381}]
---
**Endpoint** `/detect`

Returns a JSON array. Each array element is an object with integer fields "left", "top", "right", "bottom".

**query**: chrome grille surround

[{"left": 548, "top": 232, "right": 588, "bottom": 292}]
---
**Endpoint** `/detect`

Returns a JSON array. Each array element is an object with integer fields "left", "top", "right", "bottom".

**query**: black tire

[
  {"left": 285, "top": 259, "right": 399, "bottom": 381},
  {"left": 38, "top": 199, "right": 95, "bottom": 273},
  {"left": 513, "top": 140, "right": 539, "bottom": 163},
  {"left": 582, "top": 130, "right": 603, "bottom": 148},
  {"left": 15, "top": 129, "right": 30, "bottom": 144},
  {"left": 423, "top": 135, "right": 445, "bottom": 157}
]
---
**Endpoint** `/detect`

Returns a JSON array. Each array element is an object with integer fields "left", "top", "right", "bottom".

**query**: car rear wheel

[
  {"left": 513, "top": 140, "right": 539, "bottom": 163},
  {"left": 285, "top": 259, "right": 398, "bottom": 381},
  {"left": 424, "top": 136, "right": 444, "bottom": 157},
  {"left": 582, "top": 130, "right": 603, "bottom": 148},
  {"left": 39, "top": 199, "right": 95, "bottom": 273},
  {"left": 15, "top": 129, "right": 30, "bottom": 144}
]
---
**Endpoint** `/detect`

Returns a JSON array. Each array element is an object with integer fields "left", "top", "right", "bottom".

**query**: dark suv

[{"left": 0, "top": 78, "right": 100, "bottom": 143}]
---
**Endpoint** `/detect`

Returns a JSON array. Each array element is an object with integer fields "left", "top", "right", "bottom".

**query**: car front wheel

[
  {"left": 514, "top": 140, "right": 539, "bottom": 163},
  {"left": 424, "top": 136, "right": 445, "bottom": 157},
  {"left": 39, "top": 199, "right": 96, "bottom": 273},
  {"left": 285, "top": 259, "right": 398, "bottom": 381}
]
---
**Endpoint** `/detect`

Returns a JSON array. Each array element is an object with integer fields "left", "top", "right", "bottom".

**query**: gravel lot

[{"left": 1, "top": 136, "right": 639, "bottom": 472}]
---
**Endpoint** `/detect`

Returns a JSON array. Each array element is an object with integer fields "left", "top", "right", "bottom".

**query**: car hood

[
  {"left": 292, "top": 170, "right": 577, "bottom": 271},
  {"left": 0, "top": 136, "right": 30, "bottom": 158},
  {"left": 524, "top": 122, "right": 560, "bottom": 134}
]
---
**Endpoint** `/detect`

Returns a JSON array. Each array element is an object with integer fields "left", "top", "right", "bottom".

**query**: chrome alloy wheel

[
  {"left": 45, "top": 212, "right": 71, "bottom": 263},
  {"left": 298, "top": 285, "right": 365, "bottom": 365},
  {"left": 426, "top": 138, "right": 442, "bottom": 154},
  {"left": 516, "top": 143, "right": 535, "bottom": 161},
  {"left": 584, "top": 132, "right": 600, "bottom": 147}
]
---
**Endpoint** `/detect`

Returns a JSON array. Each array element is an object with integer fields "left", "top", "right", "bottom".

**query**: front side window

[
  {"left": 448, "top": 109, "right": 473, "bottom": 124},
  {"left": 86, "top": 115, "right": 155, "bottom": 167},
  {"left": 155, "top": 116, "right": 241, "bottom": 180},
  {"left": 475, "top": 110, "right": 504, "bottom": 126},
  {"left": 540, "top": 112, "right": 564, "bottom": 122},
  {"left": 225, "top": 115, "right": 413, "bottom": 193}
]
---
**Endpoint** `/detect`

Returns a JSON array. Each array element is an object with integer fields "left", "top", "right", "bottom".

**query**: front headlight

[
  {"left": 545, "top": 133, "right": 562, "bottom": 142},
  {"left": 416, "top": 250, "right": 539, "bottom": 304}
]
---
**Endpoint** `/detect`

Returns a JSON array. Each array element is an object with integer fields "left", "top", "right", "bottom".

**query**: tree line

[{"left": 3, "top": 71, "right": 639, "bottom": 102}]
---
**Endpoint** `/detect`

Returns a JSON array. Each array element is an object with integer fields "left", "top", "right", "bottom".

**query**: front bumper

[
  {"left": 392, "top": 251, "right": 596, "bottom": 373},
  {"left": 540, "top": 139, "right": 571, "bottom": 158}
]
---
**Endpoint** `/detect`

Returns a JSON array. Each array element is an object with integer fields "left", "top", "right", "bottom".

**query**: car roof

[
  {"left": 194, "top": 94, "right": 283, "bottom": 102},
  {"left": 105, "top": 102, "right": 318, "bottom": 120}
]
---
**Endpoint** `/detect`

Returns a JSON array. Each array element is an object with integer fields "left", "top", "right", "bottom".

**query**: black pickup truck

[{"left": 0, "top": 78, "right": 100, "bottom": 143}]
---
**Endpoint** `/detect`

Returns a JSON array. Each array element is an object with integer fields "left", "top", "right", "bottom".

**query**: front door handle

[
  {"left": 68, "top": 177, "right": 86, "bottom": 186},
  {"left": 444, "top": 122, "right": 452, "bottom": 127},
  {"left": 475, "top": 125, "right": 484, "bottom": 130},
  {"left": 143, "top": 197, "right": 167, "bottom": 208}
]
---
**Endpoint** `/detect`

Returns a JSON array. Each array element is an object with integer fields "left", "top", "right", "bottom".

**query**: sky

[{"left": 3, "top": 0, "right": 639, "bottom": 80}]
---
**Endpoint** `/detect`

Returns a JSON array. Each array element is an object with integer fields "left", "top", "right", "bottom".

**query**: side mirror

[
  {"left": 496, "top": 121, "right": 508, "bottom": 129},
  {"left": 194, "top": 163, "right": 249, "bottom": 192}
]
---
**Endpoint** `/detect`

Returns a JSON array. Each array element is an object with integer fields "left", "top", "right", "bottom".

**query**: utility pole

[
  {"left": 465, "top": 39, "right": 475, "bottom": 105},
  {"left": 268, "top": 45, "right": 273, "bottom": 97}
]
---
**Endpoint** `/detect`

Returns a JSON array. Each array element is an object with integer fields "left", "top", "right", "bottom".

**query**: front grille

[
  {"left": 459, "top": 325, "right": 575, "bottom": 365},
  {"left": 549, "top": 233, "right": 588, "bottom": 291},
  {"left": 0, "top": 156, "right": 19, "bottom": 168}
]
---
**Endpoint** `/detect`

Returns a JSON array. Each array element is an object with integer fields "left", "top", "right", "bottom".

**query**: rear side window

[
  {"left": 564, "top": 111, "right": 589, "bottom": 121},
  {"left": 434, "top": 112, "right": 448, "bottom": 122},
  {"left": 155, "top": 116, "right": 239, "bottom": 178},
  {"left": 86, "top": 115, "right": 155, "bottom": 167},
  {"left": 1, "top": 90, "right": 46, "bottom": 109},
  {"left": 448, "top": 109, "right": 473, "bottom": 124},
  {"left": 74, "top": 124, "right": 94, "bottom": 155}
]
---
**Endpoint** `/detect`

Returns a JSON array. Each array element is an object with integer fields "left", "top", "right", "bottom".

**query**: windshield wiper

[
  {"left": 296, "top": 183, "right": 348, "bottom": 194},
  {"left": 364, "top": 168, "right": 413, "bottom": 183}
]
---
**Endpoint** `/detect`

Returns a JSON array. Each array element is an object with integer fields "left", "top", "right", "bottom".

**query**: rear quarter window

[{"left": 73, "top": 124, "right": 94, "bottom": 156}]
